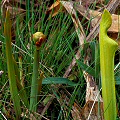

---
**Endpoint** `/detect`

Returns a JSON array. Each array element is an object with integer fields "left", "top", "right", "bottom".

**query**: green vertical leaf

[
  {"left": 4, "top": 10, "right": 21, "bottom": 119},
  {"left": 100, "top": 9, "right": 118, "bottom": 120}
]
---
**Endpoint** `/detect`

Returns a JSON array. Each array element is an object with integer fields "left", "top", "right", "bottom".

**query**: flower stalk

[{"left": 30, "top": 32, "right": 46, "bottom": 112}]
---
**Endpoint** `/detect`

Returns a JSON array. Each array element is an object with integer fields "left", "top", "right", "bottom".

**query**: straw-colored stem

[
  {"left": 100, "top": 9, "right": 118, "bottom": 120},
  {"left": 19, "top": 56, "right": 24, "bottom": 86}
]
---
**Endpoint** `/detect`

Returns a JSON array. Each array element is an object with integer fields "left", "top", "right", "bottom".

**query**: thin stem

[{"left": 30, "top": 49, "right": 40, "bottom": 111}]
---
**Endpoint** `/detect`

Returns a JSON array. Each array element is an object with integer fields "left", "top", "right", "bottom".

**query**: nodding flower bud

[{"left": 33, "top": 32, "right": 46, "bottom": 48}]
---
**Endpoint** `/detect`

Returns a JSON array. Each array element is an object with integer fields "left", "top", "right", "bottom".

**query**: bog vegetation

[{"left": 0, "top": 0, "right": 120, "bottom": 120}]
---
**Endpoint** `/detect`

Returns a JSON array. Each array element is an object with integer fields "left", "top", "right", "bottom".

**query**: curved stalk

[{"left": 100, "top": 9, "right": 118, "bottom": 120}]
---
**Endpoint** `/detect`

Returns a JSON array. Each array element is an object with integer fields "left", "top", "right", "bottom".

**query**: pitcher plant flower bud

[{"left": 33, "top": 32, "right": 46, "bottom": 49}]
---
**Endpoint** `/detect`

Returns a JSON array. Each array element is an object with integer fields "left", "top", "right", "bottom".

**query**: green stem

[
  {"left": 30, "top": 49, "right": 40, "bottom": 111},
  {"left": 29, "top": 32, "right": 46, "bottom": 112},
  {"left": 4, "top": 10, "right": 21, "bottom": 119},
  {"left": 100, "top": 9, "right": 118, "bottom": 120}
]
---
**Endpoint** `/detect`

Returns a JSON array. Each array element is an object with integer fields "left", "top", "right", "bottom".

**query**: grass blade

[{"left": 42, "top": 77, "right": 77, "bottom": 86}]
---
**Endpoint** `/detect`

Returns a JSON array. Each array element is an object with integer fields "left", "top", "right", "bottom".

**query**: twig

[
  {"left": 40, "top": 96, "right": 55, "bottom": 117},
  {"left": 87, "top": 88, "right": 102, "bottom": 120},
  {"left": 0, "top": 111, "right": 7, "bottom": 120}
]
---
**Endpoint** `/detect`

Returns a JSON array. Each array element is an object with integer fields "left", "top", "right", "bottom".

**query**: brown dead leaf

[
  {"left": 46, "top": 0, "right": 64, "bottom": 18},
  {"left": 90, "top": 10, "right": 120, "bottom": 33}
]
